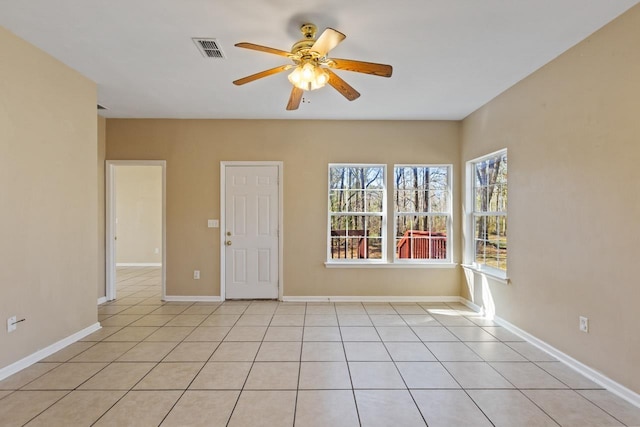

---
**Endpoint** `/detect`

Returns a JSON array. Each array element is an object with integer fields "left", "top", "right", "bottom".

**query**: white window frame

[
  {"left": 464, "top": 149, "right": 508, "bottom": 281},
  {"left": 326, "top": 163, "right": 387, "bottom": 264},
  {"left": 393, "top": 164, "right": 453, "bottom": 264}
]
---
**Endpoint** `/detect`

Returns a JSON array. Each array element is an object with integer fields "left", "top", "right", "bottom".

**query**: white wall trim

[
  {"left": 116, "top": 263, "right": 162, "bottom": 267},
  {"left": 458, "top": 298, "right": 640, "bottom": 408},
  {"left": 97, "top": 296, "right": 108, "bottom": 305},
  {"left": 458, "top": 297, "right": 484, "bottom": 314},
  {"left": 282, "top": 296, "right": 462, "bottom": 303},
  {"left": 163, "top": 295, "right": 223, "bottom": 302},
  {"left": 0, "top": 322, "right": 101, "bottom": 382}
]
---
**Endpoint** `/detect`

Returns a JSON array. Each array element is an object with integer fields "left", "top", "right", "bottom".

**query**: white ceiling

[{"left": 1, "top": 0, "right": 637, "bottom": 120}]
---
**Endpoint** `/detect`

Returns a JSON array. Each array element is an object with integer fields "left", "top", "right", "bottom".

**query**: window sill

[
  {"left": 325, "top": 262, "right": 457, "bottom": 269},
  {"left": 461, "top": 264, "right": 510, "bottom": 284}
]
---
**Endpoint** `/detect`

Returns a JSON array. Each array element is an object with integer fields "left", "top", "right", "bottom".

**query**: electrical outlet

[
  {"left": 208, "top": 219, "right": 219, "bottom": 228},
  {"left": 579, "top": 316, "right": 589, "bottom": 333},
  {"left": 7, "top": 316, "right": 16, "bottom": 333},
  {"left": 193, "top": 270, "right": 200, "bottom": 280}
]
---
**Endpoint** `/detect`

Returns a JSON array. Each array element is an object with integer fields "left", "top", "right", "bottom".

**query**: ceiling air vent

[{"left": 192, "top": 38, "right": 225, "bottom": 59}]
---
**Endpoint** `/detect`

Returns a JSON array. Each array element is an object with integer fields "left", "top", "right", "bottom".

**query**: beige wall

[
  {"left": 98, "top": 116, "right": 106, "bottom": 298},
  {"left": 0, "top": 28, "right": 97, "bottom": 368},
  {"left": 461, "top": 5, "right": 640, "bottom": 393},
  {"left": 115, "top": 166, "right": 162, "bottom": 264},
  {"left": 106, "top": 120, "right": 461, "bottom": 297}
]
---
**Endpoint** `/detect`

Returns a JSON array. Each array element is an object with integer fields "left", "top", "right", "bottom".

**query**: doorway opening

[{"left": 106, "top": 160, "right": 166, "bottom": 301}]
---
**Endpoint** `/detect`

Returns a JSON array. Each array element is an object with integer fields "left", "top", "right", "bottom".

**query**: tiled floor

[{"left": 1, "top": 267, "right": 639, "bottom": 426}]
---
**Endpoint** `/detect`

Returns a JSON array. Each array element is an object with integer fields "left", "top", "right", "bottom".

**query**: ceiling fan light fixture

[{"left": 288, "top": 61, "right": 329, "bottom": 91}]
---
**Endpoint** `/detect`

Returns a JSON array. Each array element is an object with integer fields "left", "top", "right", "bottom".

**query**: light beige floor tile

[
  {"left": 363, "top": 304, "right": 396, "bottom": 315},
  {"left": 412, "top": 389, "right": 492, "bottom": 427},
  {"left": 224, "top": 326, "right": 267, "bottom": 341},
  {"left": 305, "top": 305, "right": 336, "bottom": 315},
  {"left": 377, "top": 326, "right": 420, "bottom": 342},
  {"left": 270, "top": 314, "right": 304, "bottom": 326},
  {"left": 210, "top": 342, "right": 261, "bottom": 361},
  {"left": 341, "top": 326, "right": 381, "bottom": 341},
  {"left": 116, "top": 342, "right": 177, "bottom": 362},
  {"left": 431, "top": 314, "right": 475, "bottom": 326},
  {"left": 335, "top": 304, "right": 366, "bottom": 315},
  {"left": 355, "top": 390, "right": 425, "bottom": 426},
  {"left": 236, "top": 314, "right": 273, "bottom": 326},
  {"left": 182, "top": 305, "right": 218, "bottom": 315},
  {"left": 301, "top": 342, "right": 346, "bottom": 361},
  {"left": 349, "top": 362, "right": 406, "bottom": 389},
  {"left": 442, "top": 362, "right": 514, "bottom": 389},
  {"left": 98, "top": 305, "right": 128, "bottom": 315},
  {"left": 412, "top": 326, "right": 459, "bottom": 342},
  {"left": 151, "top": 305, "right": 189, "bottom": 315},
  {"left": 0, "top": 363, "right": 61, "bottom": 390},
  {"left": 144, "top": 326, "right": 195, "bottom": 342},
  {"left": 468, "top": 389, "right": 558, "bottom": 427},
  {"left": 536, "top": 362, "right": 602, "bottom": 388},
  {"left": 244, "top": 303, "right": 278, "bottom": 315},
  {"left": 99, "top": 314, "right": 144, "bottom": 327},
  {"left": 163, "top": 341, "right": 219, "bottom": 362},
  {"left": 304, "top": 314, "right": 339, "bottom": 326},
  {"left": 275, "top": 304, "right": 306, "bottom": 315},
  {"left": 578, "top": 390, "right": 640, "bottom": 426},
  {"left": 0, "top": 391, "right": 11, "bottom": 399},
  {"left": 448, "top": 326, "right": 499, "bottom": 341},
  {"left": 344, "top": 342, "right": 391, "bottom": 361},
  {"left": 299, "top": 362, "right": 352, "bottom": 389},
  {"left": 295, "top": 390, "right": 359, "bottom": 427},
  {"left": 396, "top": 362, "right": 460, "bottom": 389},
  {"left": 392, "top": 304, "right": 428, "bottom": 315},
  {"left": 118, "top": 305, "right": 158, "bottom": 315},
  {"left": 490, "top": 362, "right": 568, "bottom": 388},
  {"left": 482, "top": 326, "right": 524, "bottom": 341},
  {"left": 256, "top": 342, "right": 301, "bottom": 361},
  {"left": 263, "top": 326, "right": 303, "bottom": 341},
  {"left": 369, "top": 314, "right": 406, "bottom": 326},
  {"left": 80, "top": 326, "right": 123, "bottom": 342},
  {"left": 25, "top": 390, "right": 125, "bottom": 427},
  {"left": 134, "top": 362, "right": 203, "bottom": 390},
  {"left": 23, "top": 363, "right": 107, "bottom": 390},
  {"left": 466, "top": 316, "right": 499, "bottom": 327},
  {"left": 525, "top": 389, "right": 623, "bottom": 427},
  {"left": 189, "top": 362, "right": 252, "bottom": 389},
  {"left": 303, "top": 326, "right": 342, "bottom": 341},
  {"left": 165, "top": 314, "right": 207, "bottom": 327},
  {"left": 228, "top": 390, "right": 296, "bottom": 427},
  {"left": 213, "top": 305, "right": 248, "bottom": 315},
  {"left": 41, "top": 342, "right": 96, "bottom": 362},
  {"left": 401, "top": 314, "right": 439, "bottom": 326},
  {"left": 161, "top": 390, "right": 239, "bottom": 427},
  {"left": 425, "top": 342, "right": 483, "bottom": 361},
  {"left": 244, "top": 362, "right": 299, "bottom": 389},
  {"left": 103, "top": 326, "right": 158, "bottom": 342},
  {"left": 79, "top": 362, "right": 155, "bottom": 390},
  {"left": 93, "top": 390, "right": 181, "bottom": 427},
  {"left": 130, "top": 314, "right": 175, "bottom": 327},
  {"left": 0, "top": 390, "right": 67, "bottom": 426},
  {"left": 465, "top": 341, "right": 527, "bottom": 361},
  {"left": 506, "top": 342, "right": 556, "bottom": 361},
  {"left": 338, "top": 314, "right": 373, "bottom": 326},
  {"left": 69, "top": 342, "right": 137, "bottom": 362},
  {"left": 201, "top": 314, "right": 240, "bottom": 326},
  {"left": 185, "top": 326, "right": 230, "bottom": 341},
  {"left": 385, "top": 342, "right": 436, "bottom": 361}
]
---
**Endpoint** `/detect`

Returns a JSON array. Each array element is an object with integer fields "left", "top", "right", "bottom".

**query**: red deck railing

[{"left": 397, "top": 231, "right": 447, "bottom": 259}]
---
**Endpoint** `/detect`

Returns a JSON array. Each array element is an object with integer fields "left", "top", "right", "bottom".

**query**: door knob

[
  {"left": 226, "top": 232, "right": 232, "bottom": 236},
  {"left": 225, "top": 240, "right": 232, "bottom": 246}
]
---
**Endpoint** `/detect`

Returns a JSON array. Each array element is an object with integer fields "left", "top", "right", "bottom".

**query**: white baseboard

[
  {"left": 458, "top": 298, "right": 640, "bottom": 408},
  {"left": 97, "top": 296, "right": 108, "bottom": 305},
  {"left": 163, "top": 295, "right": 223, "bottom": 302},
  {"left": 0, "top": 322, "right": 101, "bottom": 382},
  {"left": 281, "top": 296, "right": 462, "bottom": 303},
  {"left": 458, "top": 297, "right": 484, "bottom": 314},
  {"left": 116, "top": 263, "right": 161, "bottom": 267}
]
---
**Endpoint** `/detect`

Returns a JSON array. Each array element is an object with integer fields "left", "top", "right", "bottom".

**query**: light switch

[{"left": 208, "top": 219, "right": 219, "bottom": 228}]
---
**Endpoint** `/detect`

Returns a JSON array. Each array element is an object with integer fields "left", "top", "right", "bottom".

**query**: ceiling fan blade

[
  {"left": 310, "top": 28, "right": 346, "bottom": 56},
  {"left": 329, "top": 58, "right": 393, "bottom": 77},
  {"left": 235, "top": 42, "right": 292, "bottom": 58},
  {"left": 233, "top": 65, "right": 293, "bottom": 86},
  {"left": 326, "top": 69, "right": 360, "bottom": 101},
  {"left": 286, "top": 86, "right": 303, "bottom": 110}
]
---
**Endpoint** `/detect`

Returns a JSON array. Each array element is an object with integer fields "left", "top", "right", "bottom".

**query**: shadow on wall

[{"left": 463, "top": 269, "right": 496, "bottom": 318}]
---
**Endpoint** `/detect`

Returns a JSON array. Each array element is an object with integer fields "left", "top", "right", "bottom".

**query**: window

[
  {"left": 469, "top": 150, "right": 507, "bottom": 272},
  {"left": 394, "top": 165, "right": 452, "bottom": 262},
  {"left": 328, "top": 164, "right": 385, "bottom": 262}
]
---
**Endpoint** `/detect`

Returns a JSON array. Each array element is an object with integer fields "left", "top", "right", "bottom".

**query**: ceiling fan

[{"left": 233, "top": 23, "right": 393, "bottom": 110}]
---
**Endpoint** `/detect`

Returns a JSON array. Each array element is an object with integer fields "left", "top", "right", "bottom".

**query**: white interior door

[{"left": 225, "top": 165, "right": 279, "bottom": 299}]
